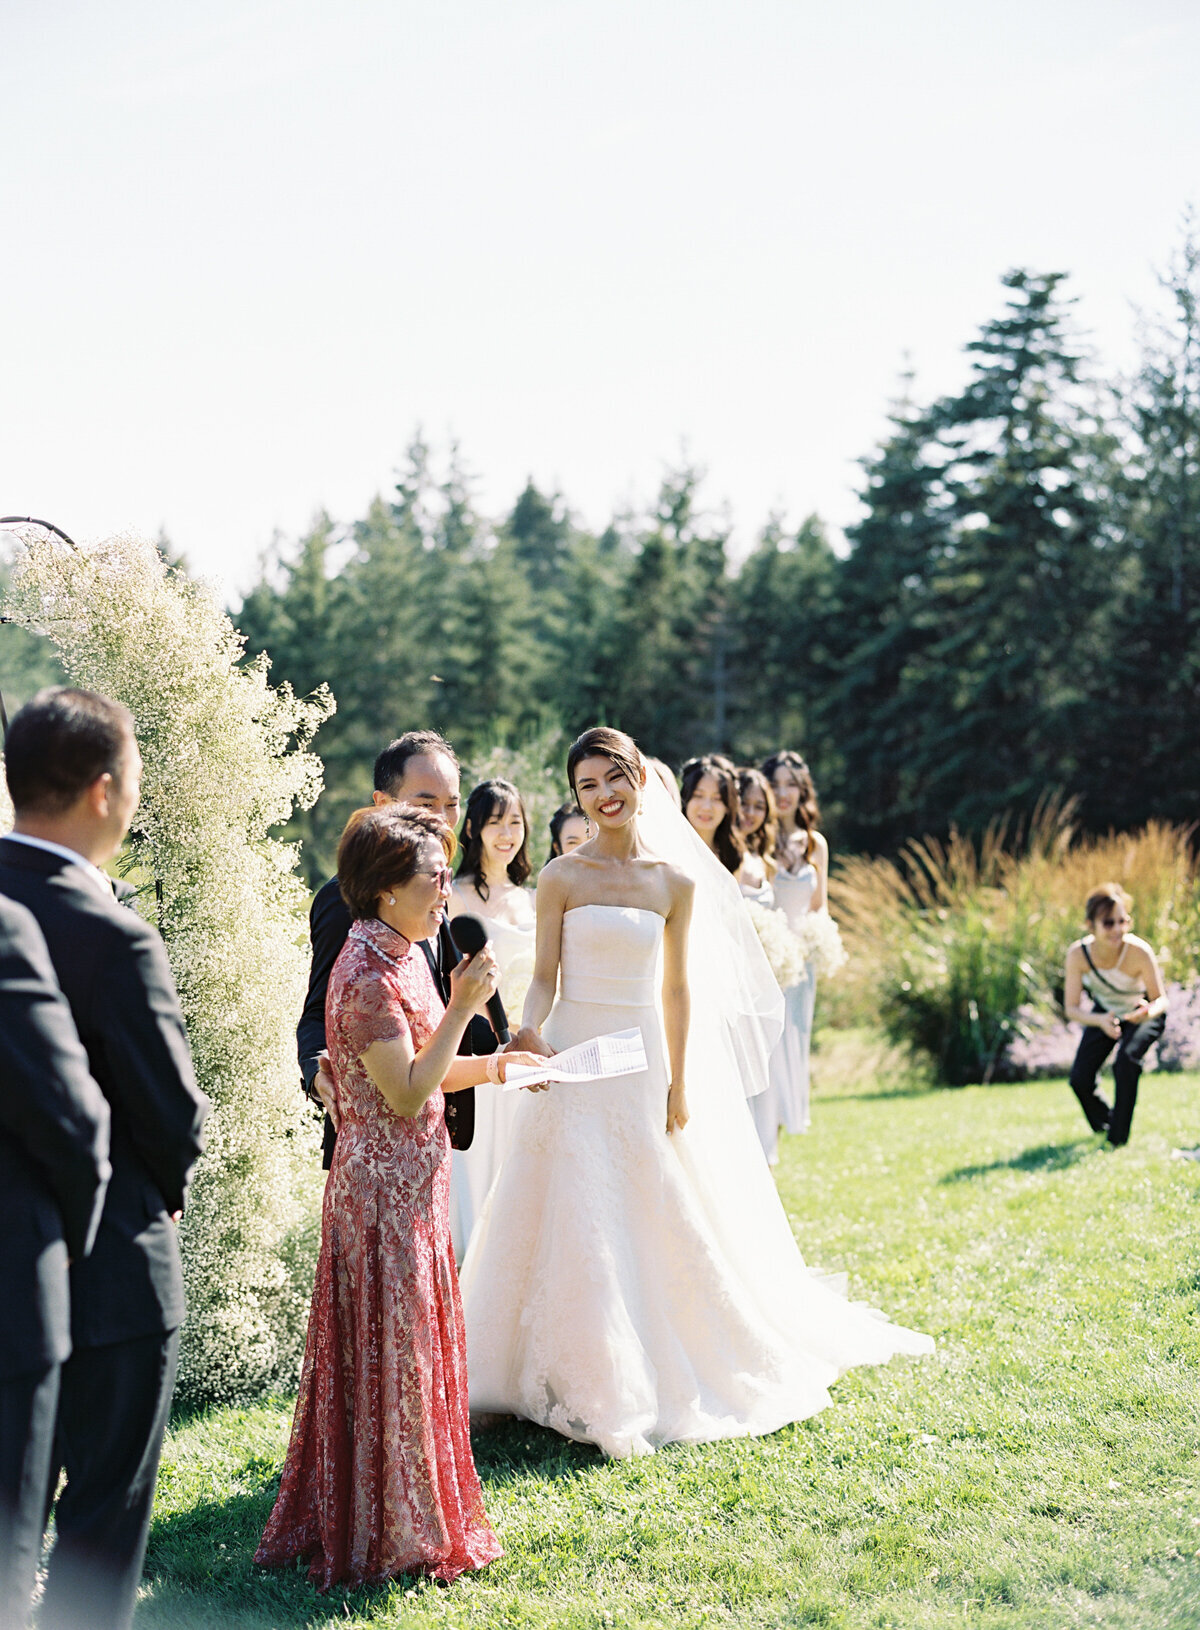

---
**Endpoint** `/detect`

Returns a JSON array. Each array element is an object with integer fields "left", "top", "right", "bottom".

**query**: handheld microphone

[{"left": 448, "top": 914, "right": 511, "bottom": 1045}]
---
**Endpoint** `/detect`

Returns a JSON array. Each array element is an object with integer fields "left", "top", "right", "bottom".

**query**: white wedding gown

[{"left": 460, "top": 903, "right": 932, "bottom": 1459}]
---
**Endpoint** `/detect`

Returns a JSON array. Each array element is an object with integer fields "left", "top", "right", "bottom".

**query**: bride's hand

[
  {"left": 494, "top": 1050, "right": 551, "bottom": 1090},
  {"left": 506, "top": 1025, "right": 554, "bottom": 1059},
  {"left": 666, "top": 1081, "right": 689, "bottom": 1135}
]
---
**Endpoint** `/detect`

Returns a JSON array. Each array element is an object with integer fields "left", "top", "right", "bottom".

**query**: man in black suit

[
  {"left": 0, "top": 896, "right": 110, "bottom": 1630},
  {"left": 0, "top": 687, "right": 210, "bottom": 1630},
  {"left": 299, "top": 731, "right": 494, "bottom": 1166}
]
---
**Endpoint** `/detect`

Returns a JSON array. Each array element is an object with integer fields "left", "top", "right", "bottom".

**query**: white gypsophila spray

[
  {"left": 743, "top": 900, "right": 808, "bottom": 991},
  {"left": 791, "top": 909, "right": 848, "bottom": 981},
  {"left": 2, "top": 530, "right": 334, "bottom": 1405}
]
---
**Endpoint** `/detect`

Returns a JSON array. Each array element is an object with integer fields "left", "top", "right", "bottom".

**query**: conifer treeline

[{"left": 237, "top": 239, "right": 1200, "bottom": 881}]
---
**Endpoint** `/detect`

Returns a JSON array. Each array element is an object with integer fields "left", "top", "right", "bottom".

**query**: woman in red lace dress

[{"left": 256, "top": 806, "right": 537, "bottom": 1589}]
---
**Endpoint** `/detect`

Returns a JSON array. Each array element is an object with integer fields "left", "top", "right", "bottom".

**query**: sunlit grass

[{"left": 138, "top": 1041, "right": 1200, "bottom": 1628}]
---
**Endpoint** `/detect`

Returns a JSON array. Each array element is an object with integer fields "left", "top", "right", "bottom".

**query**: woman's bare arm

[
  {"left": 662, "top": 871, "right": 694, "bottom": 1134},
  {"left": 360, "top": 999, "right": 476, "bottom": 1118},
  {"left": 521, "top": 863, "right": 568, "bottom": 1036},
  {"left": 1121, "top": 940, "right": 1169, "bottom": 1024},
  {"left": 810, "top": 831, "right": 829, "bottom": 912}
]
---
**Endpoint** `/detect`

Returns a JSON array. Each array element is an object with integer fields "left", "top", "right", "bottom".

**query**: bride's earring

[
  {"left": 585, "top": 816, "right": 593, "bottom": 838},
  {"left": 386, "top": 894, "right": 396, "bottom": 905}
]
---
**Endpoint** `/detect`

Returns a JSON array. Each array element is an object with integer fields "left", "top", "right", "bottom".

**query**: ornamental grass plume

[{"left": 2, "top": 529, "right": 335, "bottom": 1405}]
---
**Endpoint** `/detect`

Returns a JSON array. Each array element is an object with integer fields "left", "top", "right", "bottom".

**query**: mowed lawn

[{"left": 137, "top": 1037, "right": 1200, "bottom": 1629}]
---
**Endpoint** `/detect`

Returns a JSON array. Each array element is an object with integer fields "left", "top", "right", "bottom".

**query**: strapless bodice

[
  {"left": 559, "top": 904, "right": 663, "bottom": 1008},
  {"left": 773, "top": 864, "right": 817, "bottom": 935}
]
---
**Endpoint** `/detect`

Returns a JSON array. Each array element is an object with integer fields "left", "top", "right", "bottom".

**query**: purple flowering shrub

[
  {"left": 1002, "top": 1005, "right": 1083, "bottom": 1080},
  {"left": 1155, "top": 981, "right": 1200, "bottom": 1072},
  {"left": 1001, "top": 981, "right": 1200, "bottom": 1079}
]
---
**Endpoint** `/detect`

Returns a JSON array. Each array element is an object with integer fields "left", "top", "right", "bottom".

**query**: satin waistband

[{"left": 559, "top": 970, "right": 657, "bottom": 1007}]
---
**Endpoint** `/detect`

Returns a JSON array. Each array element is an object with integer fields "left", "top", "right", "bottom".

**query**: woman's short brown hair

[
  {"left": 336, "top": 805, "right": 456, "bottom": 921},
  {"left": 1085, "top": 882, "right": 1133, "bottom": 924}
]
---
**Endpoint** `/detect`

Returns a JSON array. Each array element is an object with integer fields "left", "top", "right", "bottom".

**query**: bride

[{"left": 459, "top": 727, "right": 932, "bottom": 1459}]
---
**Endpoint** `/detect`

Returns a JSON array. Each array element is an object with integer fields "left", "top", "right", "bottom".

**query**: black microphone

[{"left": 448, "top": 914, "right": 511, "bottom": 1044}]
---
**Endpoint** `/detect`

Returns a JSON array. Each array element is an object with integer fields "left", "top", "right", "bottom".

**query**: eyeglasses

[{"left": 416, "top": 866, "right": 453, "bottom": 890}]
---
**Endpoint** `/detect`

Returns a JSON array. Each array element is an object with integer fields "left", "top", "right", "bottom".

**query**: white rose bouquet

[
  {"left": 791, "top": 908, "right": 848, "bottom": 980},
  {"left": 743, "top": 900, "right": 808, "bottom": 991}
]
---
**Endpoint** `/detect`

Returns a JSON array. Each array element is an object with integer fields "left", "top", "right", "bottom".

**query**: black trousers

[
  {"left": 0, "top": 1364, "right": 60, "bottom": 1630},
  {"left": 1069, "top": 1011, "right": 1166, "bottom": 1145},
  {"left": 39, "top": 1327, "right": 179, "bottom": 1630}
]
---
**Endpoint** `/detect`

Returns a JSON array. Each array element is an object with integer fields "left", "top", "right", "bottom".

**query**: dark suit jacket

[
  {"left": 0, "top": 896, "right": 111, "bottom": 1380},
  {"left": 297, "top": 876, "right": 493, "bottom": 1165},
  {"left": 0, "top": 838, "right": 210, "bottom": 1348}
]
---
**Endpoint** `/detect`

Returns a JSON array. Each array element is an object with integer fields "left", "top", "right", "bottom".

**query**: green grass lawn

[{"left": 137, "top": 1036, "right": 1200, "bottom": 1629}]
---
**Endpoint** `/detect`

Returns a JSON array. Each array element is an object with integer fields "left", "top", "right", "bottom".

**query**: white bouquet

[
  {"left": 791, "top": 908, "right": 847, "bottom": 980},
  {"left": 743, "top": 900, "right": 808, "bottom": 991}
]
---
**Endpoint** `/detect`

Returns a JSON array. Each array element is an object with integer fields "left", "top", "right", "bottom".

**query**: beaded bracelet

[{"left": 485, "top": 1052, "right": 504, "bottom": 1085}]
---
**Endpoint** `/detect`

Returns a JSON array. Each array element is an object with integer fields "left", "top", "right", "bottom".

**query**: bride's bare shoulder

[
  {"left": 536, "top": 856, "right": 574, "bottom": 893},
  {"left": 654, "top": 860, "right": 695, "bottom": 900}
]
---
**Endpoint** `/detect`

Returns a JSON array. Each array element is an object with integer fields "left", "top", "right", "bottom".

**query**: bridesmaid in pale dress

[
  {"left": 681, "top": 755, "right": 745, "bottom": 875},
  {"left": 751, "top": 752, "right": 829, "bottom": 1162},
  {"left": 735, "top": 766, "right": 778, "bottom": 905},
  {"left": 448, "top": 779, "right": 537, "bottom": 1256}
]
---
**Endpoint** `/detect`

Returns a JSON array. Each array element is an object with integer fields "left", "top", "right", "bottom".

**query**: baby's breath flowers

[{"left": 4, "top": 530, "right": 334, "bottom": 1405}]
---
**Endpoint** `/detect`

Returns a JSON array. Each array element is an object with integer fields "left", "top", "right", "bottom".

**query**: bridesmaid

[
  {"left": 448, "top": 780, "right": 537, "bottom": 1256},
  {"left": 736, "top": 766, "right": 778, "bottom": 904},
  {"left": 681, "top": 755, "right": 745, "bottom": 875},
  {"left": 255, "top": 806, "right": 539, "bottom": 1588},
  {"left": 752, "top": 751, "right": 829, "bottom": 1162},
  {"left": 548, "top": 801, "right": 588, "bottom": 859}
]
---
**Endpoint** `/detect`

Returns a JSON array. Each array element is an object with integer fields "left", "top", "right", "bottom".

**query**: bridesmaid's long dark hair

[
  {"left": 760, "top": 750, "right": 819, "bottom": 866},
  {"left": 680, "top": 755, "right": 745, "bottom": 875},
  {"left": 737, "top": 766, "right": 778, "bottom": 878},
  {"left": 456, "top": 779, "right": 531, "bottom": 900}
]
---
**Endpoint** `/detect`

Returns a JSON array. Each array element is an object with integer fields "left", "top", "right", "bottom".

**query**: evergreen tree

[
  {"left": 601, "top": 468, "right": 732, "bottom": 761},
  {"left": 1091, "top": 222, "right": 1200, "bottom": 827},
  {"left": 820, "top": 395, "right": 956, "bottom": 849},
  {"left": 727, "top": 512, "right": 839, "bottom": 776},
  {"left": 920, "top": 270, "right": 1120, "bottom": 830}
]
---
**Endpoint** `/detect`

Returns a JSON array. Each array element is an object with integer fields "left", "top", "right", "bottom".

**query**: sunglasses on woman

[{"left": 417, "top": 865, "right": 453, "bottom": 890}]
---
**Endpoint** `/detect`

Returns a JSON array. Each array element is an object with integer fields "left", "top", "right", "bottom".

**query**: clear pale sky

[{"left": 4, "top": 1, "right": 1198, "bottom": 597}]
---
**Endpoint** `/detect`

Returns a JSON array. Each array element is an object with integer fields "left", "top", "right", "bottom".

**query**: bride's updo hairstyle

[
  {"left": 456, "top": 778, "right": 532, "bottom": 899},
  {"left": 680, "top": 754, "right": 745, "bottom": 875},
  {"left": 337, "top": 805, "right": 456, "bottom": 921},
  {"left": 566, "top": 726, "right": 644, "bottom": 805}
]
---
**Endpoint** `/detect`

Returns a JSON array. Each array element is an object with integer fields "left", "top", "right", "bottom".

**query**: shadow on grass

[
  {"left": 141, "top": 1487, "right": 358, "bottom": 1629},
  {"left": 473, "top": 1416, "right": 603, "bottom": 1486},
  {"left": 138, "top": 1420, "right": 599, "bottom": 1628},
  {"left": 942, "top": 1138, "right": 1096, "bottom": 1182}
]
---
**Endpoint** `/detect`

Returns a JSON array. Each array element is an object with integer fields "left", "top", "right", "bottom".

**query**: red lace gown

[{"left": 255, "top": 916, "right": 501, "bottom": 1588}]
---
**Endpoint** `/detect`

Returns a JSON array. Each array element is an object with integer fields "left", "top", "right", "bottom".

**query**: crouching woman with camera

[{"left": 1063, "top": 883, "right": 1168, "bottom": 1148}]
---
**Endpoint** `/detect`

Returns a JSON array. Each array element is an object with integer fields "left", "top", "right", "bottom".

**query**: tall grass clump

[
  {"left": 830, "top": 798, "right": 1200, "bottom": 1085},
  {"left": 3, "top": 528, "right": 334, "bottom": 1404}
]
